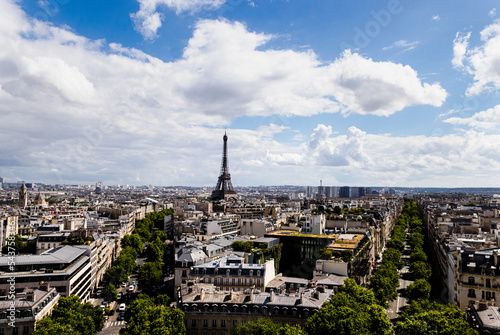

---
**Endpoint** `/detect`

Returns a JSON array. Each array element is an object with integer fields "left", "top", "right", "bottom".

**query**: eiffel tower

[{"left": 211, "top": 132, "right": 238, "bottom": 201}]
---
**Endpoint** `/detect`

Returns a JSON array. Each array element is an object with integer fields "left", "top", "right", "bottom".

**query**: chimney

[
  {"left": 39, "top": 281, "right": 50, "bottom": 292},
  {"left": 25, "top": 290, "right": 36, "bottom": 302}
]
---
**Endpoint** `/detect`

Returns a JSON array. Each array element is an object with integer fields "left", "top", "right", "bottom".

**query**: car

[
  {"left": 117, "top": 292, "right": 122, "bottom": 300},
  {"left": 131, "top": 281, "right": 136, "bottom": 286},
  {"left": 96, "top": 289, "right": 102, "bottom": 297},
  {"left": 128, "top": 285, "right": 134, "bottom": 292},
  {"left": 118, "top": 303, "right": 126, "bottom": 312},
  {"left": 100, "top": 301, "right": 108, "bottom": 309},
  {"left": 121, "top": 282, "right": 127, "bottom": 287},
  {"left": 117, "top": 313, "right": 124, "bottom": 321}
]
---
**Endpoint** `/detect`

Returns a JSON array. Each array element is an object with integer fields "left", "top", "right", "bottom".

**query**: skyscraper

[{"left": 211, "top": 132, "right": 238, "bottom": 201}]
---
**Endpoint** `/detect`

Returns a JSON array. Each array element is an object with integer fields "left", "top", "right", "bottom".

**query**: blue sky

[{"left": 0, "top": 0, "right": 499, "bottom": 187}]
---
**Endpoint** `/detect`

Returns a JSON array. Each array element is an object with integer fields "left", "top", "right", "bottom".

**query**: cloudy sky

[{"left": 0, "top": 0, "right": 499, "bottom": 187}]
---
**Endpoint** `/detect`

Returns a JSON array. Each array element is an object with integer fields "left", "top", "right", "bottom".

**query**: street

[
  {"left": 387, "top": 265, "right": 413, "bottom": 320},
  {"left": 96, "top": 254, "right": 144, "bottom": 335}
]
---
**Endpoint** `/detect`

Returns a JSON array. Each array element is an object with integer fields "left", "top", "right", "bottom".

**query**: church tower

[
  {"left": 18, "top": 183, "right": 27, "bottom": 208},
  {"left": 211, "top": 132, "right": 238, "bottom": 201}
]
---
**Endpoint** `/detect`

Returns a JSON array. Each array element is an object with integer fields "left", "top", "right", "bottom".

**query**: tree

[
  {"left": 34, "top": 295, "right": 104, "bottom": 335},
  {"left": 410, "top": 261, "right": 432, "bottom": 280},
  {"left": 408, "top": 232, "right": 424, "bottom": 250},
  {"left": 2, "top": 235, "right": 36, "bottom": 254},
  {"left": 404, "top": 279, "right": 431, "bottom": 302},
  {"left": 394, "top": 300, "right": 478, "bottom": 335},
  {"left": 138, "top": 261, "right": 164, "bottom": 292},
  {"left": 122, "top": 294, "right": 185, "bottom": 335},
  {"left": 386, "top": 239, "right": 404, "bottom": 252},
  {"left": 121, "top": 234, "right": 143, "bottom": 254},
  {"left": 151, "top": 230, "right": 168, "bottom": 243},
  {"left": 370, "top": 262, "right": 399, "bottom": 307},
  {"left": 102, "top": 282, "right": 118, "bottom": 302},
  {"left": 409, "top": 248, "right": 428, "bottom": 264},
  {"left": 232, "top": 318, "right": 280, "bottom": 335},
  {"left": 32, "top": 318, "right": 74, "bottom": 335},
  {"left": 277, "top": 325, "right": 306, "bottom": 335},
  {"left": 382, "top": 248, "right": 404, "bottom": 270},
  {"left": 305, "top": 278, "right": 393, "bottom": 335},
  {"left": 341, "top": 250, "right": 353, "bottom": 263},
  {"left": 146, "top": 237, "right": 166, "bottom": 262}
]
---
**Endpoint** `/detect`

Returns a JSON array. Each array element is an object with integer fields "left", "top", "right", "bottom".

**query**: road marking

[{"left": 104, "top": 321, "right": 126, "bottom": 328}]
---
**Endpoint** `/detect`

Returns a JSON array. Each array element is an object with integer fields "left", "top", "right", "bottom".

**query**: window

[
  {"left": 212, "top": 319, "right": 217, "bottom": 327},
  {"left": 0, "top": 329, "right": 5, "bottom": 335},
  {"left": 192, "top": 319, "right": 196, "bottom": 327},
  {"left": 486, "top": 279, "right": 491, "bottom": 288},
  {"left": 468, "top": 289, "right": 476, "bottom": 298},
  {"left": 182, "top": 270, "right": 187, "bottom": 277},
  {"left": 23, "top": 326, "right": 29, "bottom": 334},
  {"left": 487, "top": 291, "right": 492, "bottom": 300},
  {"left": 468, "top": 277, "right": 475, "bottom": 285},
  {"left": 203, "top": 319, "right": 208, "bottom": 327},
  {"left": 221, "top": 320, "right": 226, "bottom": 328},
  {"left": 233, "top": 320, "right": 238, "bottom": 326}
]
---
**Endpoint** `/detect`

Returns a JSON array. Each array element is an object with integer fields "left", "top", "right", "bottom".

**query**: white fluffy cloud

[
  {"left": 444, "top": 105, "right": 500, "bottom": 130},
  {"left": 453, "top": 20, "right": 500, "bottom": 95},
  {"left": 452, "top": 32, "right": 470, "bottom": 69},
  {"left": 0, "top": 1, "right": 458, "bottom": 186},
  {"left": 325, "top": 51, "right": 446, "bottom": 116},
  {"left": 265, "top": 124, "right": 500, "bottom": 187},
  {"left": 131, "top": 0, "right": 226, "bottom": 40}
]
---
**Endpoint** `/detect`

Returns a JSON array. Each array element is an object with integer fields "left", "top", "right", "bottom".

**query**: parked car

[
  {"left": 117, "top": 292, "right": 122, "bottom": 300},
  {"left": 100, "top": 301, "right": 108, "bottom": 309},
  {"left": 128, "top": 285, "right": 134, "bottom": 292},
  {"left": 131, "top": 281, "right": 136, "bottom": 286},
  {"left": 118, "top": 303, "right": 126, "bottom": 312},
  {"left": 117, "top": 313, "right": 125, "bottom": 321}
]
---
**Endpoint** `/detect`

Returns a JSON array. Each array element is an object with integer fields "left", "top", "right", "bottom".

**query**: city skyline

[{"left": 1, "top": 0, "right": 500, "bottom": 187}]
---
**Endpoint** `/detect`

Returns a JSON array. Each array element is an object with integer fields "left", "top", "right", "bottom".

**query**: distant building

[
  {"left": 325, "top": 186, "right": 337, "bottom": 198},
  {"left": 339, "top": 186, "right": 350, "bottom": 198},
  {"left": 33, "top": 192, "right": 46, "bottom": 207}
]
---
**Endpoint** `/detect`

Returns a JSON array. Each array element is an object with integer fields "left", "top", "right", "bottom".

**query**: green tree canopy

[
  {"left": 121, "top": 234, "right": 143, "bottom": 254},
  {"left": 394, "top": 300, "right": 478, "bottom": 335},
  {"left": 102, "top": 282, "right": 118, "bottom": 302},
  {"left": 404, "top": 279, "right": 431, "bottom": 302},
  {"left": 34, "top": 295, "right": 104, "bottom": 335},
  {"left": 122, "top": 294, "right": 185, "bottom": 335},
  {"left": 305, "top": 278, "right": 393, "bottom": 335},
  {"left": 410, "top": 261, "right": 432, "bottom": 280},
  {"left": 138, "top": 261, "right": 164, "bottom": 292},
  {"left": 409, "top": 248, "right": 428, "bottom": 264},
  {"left": 382, "top": 248, "right": 404, "bottom": 270}
]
